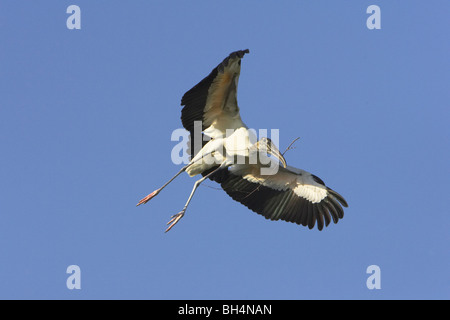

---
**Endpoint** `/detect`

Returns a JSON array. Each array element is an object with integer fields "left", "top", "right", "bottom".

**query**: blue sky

[{"left": 0, "top": 1, "right": 449, "bottom": 299}]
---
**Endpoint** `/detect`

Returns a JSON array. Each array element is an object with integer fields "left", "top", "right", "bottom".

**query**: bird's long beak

[
  {"left": 268, "top": 145, "right": 287, "bottom": 168},
  {"left": 257, "top": 139, "right": 287, "bottom": 168}
]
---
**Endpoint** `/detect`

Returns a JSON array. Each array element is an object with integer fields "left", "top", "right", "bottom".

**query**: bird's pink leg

[
  {"left": 164, "top": 165, "right": 224, "bottom": 232},
  {"left": 165, "top": 210, "right": 185, "bottom": 233},
  {"left": 138, "top": 151, "right": 218, "bottom": 208},
  {"left": 136, "top": 189, "right": 161, "bottom": 206},
  {"left": 136, "top": 164, "right": 190, "bottom": 207}
]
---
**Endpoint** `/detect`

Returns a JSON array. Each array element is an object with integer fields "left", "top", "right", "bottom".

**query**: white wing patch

[{"left": 293, "top": 183, "right": 327, "bottom": 204}]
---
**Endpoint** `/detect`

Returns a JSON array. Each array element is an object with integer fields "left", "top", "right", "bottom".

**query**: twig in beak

[{"left": 282, "top": 137, "right": 301, "bottom": 156}]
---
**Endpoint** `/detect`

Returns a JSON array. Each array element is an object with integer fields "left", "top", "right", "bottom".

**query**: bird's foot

[
  {"left": 165, "top": 210, "right": 185, "bottom": 233},
  {"left": 136, "top": 188, "right": 161, "bottom": 206}
]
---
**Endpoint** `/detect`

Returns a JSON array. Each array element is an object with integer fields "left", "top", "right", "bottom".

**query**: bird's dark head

[{"left": 250, "top": 137, "right": 287, "bottom": 168}]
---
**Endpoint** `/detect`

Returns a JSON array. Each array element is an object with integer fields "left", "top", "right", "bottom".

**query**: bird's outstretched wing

[
  {"left": 180, "top": 49, "right": 249, "bottom": 137},
  {"left": 215, "top": 164, "right": 348, "bottom": 230}
]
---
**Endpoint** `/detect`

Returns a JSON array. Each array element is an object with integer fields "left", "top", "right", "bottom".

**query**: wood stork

[{"left": 137, "top": 49, "right": 348, "bottom": 232}]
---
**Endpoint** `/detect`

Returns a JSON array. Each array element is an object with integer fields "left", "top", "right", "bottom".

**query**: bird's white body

[{"left": 187, "top": 126, "right": 257, "bottom": 177}]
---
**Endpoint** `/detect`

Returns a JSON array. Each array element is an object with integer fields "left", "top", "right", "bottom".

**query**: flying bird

[{"left": 137, "top": 49, "right": 348, "bottom": 232}]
